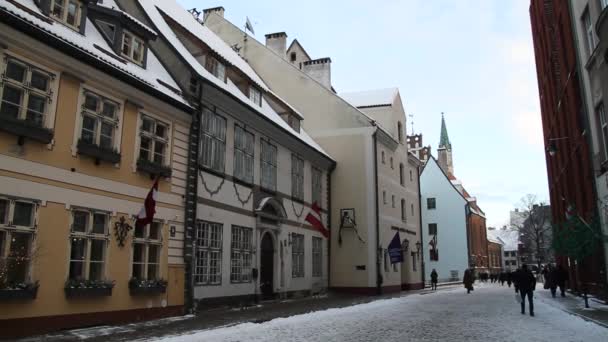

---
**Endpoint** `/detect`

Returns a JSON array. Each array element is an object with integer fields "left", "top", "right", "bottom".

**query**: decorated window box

[
  {"left": 128, "top": 278, "right": 167, "bottom": 296},
  {"left": 64, "top": 279, "right": 115, "bottom": 298},
  {"left": 0, "top": 282, "right": 39, "bottom": 300},
  {"left": 0, "top": 116, "right": 53, "bottom": 144},
  {"left": 136, "top": 158, "right": 172, "bottom": 178},
  {"left": 77, "top": 139, "right": 121, "bottom": 164}
]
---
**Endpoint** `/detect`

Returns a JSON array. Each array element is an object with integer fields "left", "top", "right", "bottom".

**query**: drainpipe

[
  {"left": 417, "top": 163, "right": 425, "bottom": 286},
  {"left": 372, "top": 129, "right": 381, "bottom": 295},
  {"left": 327, "top": 161, "right": 336, "bottom": 291}
]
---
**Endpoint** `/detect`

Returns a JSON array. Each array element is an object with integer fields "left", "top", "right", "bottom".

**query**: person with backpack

[{"left": 430, "top": 269, "right": 438, "bottom": 291}]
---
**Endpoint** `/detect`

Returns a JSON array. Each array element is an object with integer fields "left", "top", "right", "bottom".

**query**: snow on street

[{"left": 150, "top": 284, "right": 607, "bottom": 342}]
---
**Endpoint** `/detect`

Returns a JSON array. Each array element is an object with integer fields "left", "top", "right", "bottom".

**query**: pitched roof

[
  {"left": 487, "top": 229, "right": 519, "bottom": 251},
  {"left": 287, "top": 39, "right": 311, "bottom": 61},
  {"left": 340, "top": 88, "right": 399, "bottom": 108},
  {"left": 0, "top": 0, "right": 188, "bottom": 107}
]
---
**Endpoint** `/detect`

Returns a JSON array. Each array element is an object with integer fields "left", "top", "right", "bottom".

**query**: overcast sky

[{"left": 178, "top": 0, "right": 548, "bottom": 227}]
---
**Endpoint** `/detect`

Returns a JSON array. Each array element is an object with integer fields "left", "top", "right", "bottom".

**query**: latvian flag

[
  {"left": 136, "top": 177, "right": 159, "bottom": 229},
  {"left": 305, "top": 202, "right": 330, "bottom": 238}
]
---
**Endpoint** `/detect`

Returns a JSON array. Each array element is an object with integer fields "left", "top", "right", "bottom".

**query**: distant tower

[{"left": 437, "top": 113, "right": 454, "bottom": 175}]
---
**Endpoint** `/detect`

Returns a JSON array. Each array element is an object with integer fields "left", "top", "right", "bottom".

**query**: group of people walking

[{"left": 541, "top": 264, "right": 568, "bottom": 298}]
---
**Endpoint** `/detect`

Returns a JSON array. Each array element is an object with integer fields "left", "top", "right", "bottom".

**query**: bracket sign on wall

[{"left": 114, "top": 216, "right": 133, "bottom": 247}]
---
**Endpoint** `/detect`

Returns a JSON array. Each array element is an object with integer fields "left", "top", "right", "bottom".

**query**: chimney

[
  {"left": 203, "top": 6, "right": 225, "bottom": 21},
  {"left": 302, "top": 57, "right": 332, "bottom": 89},
  {"left": 265, "top": 32, "right": 287, "bottom": 59}
]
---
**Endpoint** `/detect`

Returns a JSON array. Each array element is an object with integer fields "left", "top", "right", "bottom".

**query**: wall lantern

[
  {"left": 546, "top": 137, "right": 569, "bottom": 157},
  {"left": 415, "top": 241, "right": 422, "bottom": 253}
]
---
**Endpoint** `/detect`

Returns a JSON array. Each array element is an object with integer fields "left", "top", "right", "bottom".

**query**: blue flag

[{"left": 388, "top": 232, "right": 403, "bottom": 264}]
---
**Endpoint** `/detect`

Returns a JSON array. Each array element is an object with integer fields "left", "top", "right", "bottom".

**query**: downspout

[
  {"left": 417, "top": 163, "right": 425, "bottom": 286},
  {"left": 567, "top": 0, "right": 608, "bottom": 292},
  {"left": 372, "top": 129, "right": 381, "bottom": 295},
  {"left": 327, "top": 161, "right": 336, "bottom": 290},
  {"left": 465, "top": 204, "right": 472, "bottom": 270}
]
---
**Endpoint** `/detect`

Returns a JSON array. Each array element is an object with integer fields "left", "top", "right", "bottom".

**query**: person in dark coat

[
  {"left": 499, "top": 272, "right": 506, "bottom": 286},
  {"left": 430, "top": 269, "right": 438, "bottom": 291},
  {"left": 518, "top": 264, "right": 536, "bottom": 316},
  {"left": 555, "top": 265, "right": 568, "bottom": 297},
  {"left": 513, "top": 268, "right": 521, "bottom": 293},
  {"left": 463, "top": 268, "right": 474, "bottom": 294},
  {"left": 506, "top": 271, "right": 512, "bottom": 288},
  {"left": 546, "top": 265, "right": 558, "bottom": 297}
]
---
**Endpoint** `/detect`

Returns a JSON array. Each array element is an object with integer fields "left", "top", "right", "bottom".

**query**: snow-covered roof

[
  {"left": 139, "top": 0, "right": 331, "bottom": 159},
  {"left": 487, "top": 235, "right": 502, "bottom": 245},
  {"left": 141, "top": 0, "right": 267, "bottom": 91},
  {"left": 487, "top": 229, "right": 519, "bottom": 251},
  {"left": 0, "top": 0, "right": 188, "bottom": 106},
  {"left": 340, "top": 88, "right": 399, "bottom": 108},
  {"left": 96, "top": 0, "right": 157, "bottom": 37}
]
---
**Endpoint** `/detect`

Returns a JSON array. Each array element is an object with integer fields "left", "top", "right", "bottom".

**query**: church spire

[{"left": 439, "top": 112, "right": 451, "bottom": 149}]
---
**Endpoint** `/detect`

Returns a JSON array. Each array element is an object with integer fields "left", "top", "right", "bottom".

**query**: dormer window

[
  {"left": 287, "top": 114, "right": 300, "bottom": 133},
  {"left": 249, "top": 87, "right": 261, "bottom": 106},
  {"left": 122, "top": 31, "right": 145, "bottom": 65},
  {"left": 50, "top": 0, "right": 83, "bottom": 31},
  {"left": 205, "top": 56, "right": 226, "bottom": 82}
]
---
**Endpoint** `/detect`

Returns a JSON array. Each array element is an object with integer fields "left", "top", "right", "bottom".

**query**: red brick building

[
  {"left": 467, "top": 200, "right": 489, "bottom": 272},
  {"left": 530, "top": 0, "right": 605, "bottom": 294},
  {"left": 487, "top": 238, "right": 503, "bottom": 274}
]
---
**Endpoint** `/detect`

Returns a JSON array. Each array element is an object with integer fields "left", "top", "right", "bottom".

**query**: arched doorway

[{"left": 260, "top": 232, "right": 275, "bottom": 299}]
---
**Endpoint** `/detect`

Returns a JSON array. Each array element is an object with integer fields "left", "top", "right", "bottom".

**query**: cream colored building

[
  {"left": 0, "top": 0, "right": 191, "bottom": 338},
  {"left": 205, "top": 11, "right": 424, "bottom": 293}
]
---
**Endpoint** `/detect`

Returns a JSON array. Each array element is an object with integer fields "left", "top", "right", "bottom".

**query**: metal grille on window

[
  {"left": 194, "top": 221, "right": 223, "bottom": 285},
  {"left": 200, "top": 108, "right": 226, "bottom": 173},
  {"left": 132, "top": 221, "right": 162, "bottom": 280},
  {"left": 140, "top": 116, "right": 169, "bottom": 165},
  {"left": 291, "top": 234, "right": 304, "bottom": 278},
  {"left": 80, "top": 91, "right": 119, "bottom": 149},
  {"left": 68, "top": 209, "right": 108, "bottom": 281},
  {"left": 0, "top": 58, "right": 53, "bottom": 127},
  {"left": 234, "top": 126, "right": 254, "bottom": 183},
  {"left": 230, "top": 226, "right": 252, "bottom": 283},
  {"left": 261, "top": 139, "right": 277, "bottom": 191},
  {"left": 0, "top": 198, "right": 37, "bottom": 285},
  {"left": 291, "top": 155, "right": 304, "bottom": 201},
  {"left": 312, "top": 237, "right": 322, "bottom": 277}
]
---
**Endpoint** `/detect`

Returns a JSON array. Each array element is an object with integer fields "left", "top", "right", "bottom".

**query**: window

[
  {"left": 0, "top": 198, "right": 37, "bottom": 285},
  {"left": 261, "top": 139, "right": 277, "bottom": 191},
  {"left": 234, "top": 126, "right": 254, "bottom": 184},
  {"left": 200, "top": 108, "right": 226, "bottom": 173},
  {"left": 121, "top": 31, "right": 145, "bottom": 65},
  {"left": 399, "top": 163, "right": 404, "bottom": 186},
  {"left": 290, "top": 52, "right": 297, "bottom": 62},
  {"left": 50, "top": 0, "right": 82, "bottom": 30},
  {"left": 189, "top": 76, "right": 199, "bottom": 94},
  {"left": 79, "top": 90, "right": 119, "bottom": 150},
  {"left": 312, "top": 167, "right": 322, "bottom": 206},
  {"left": 0, "top": 57, "right": 53, "bottom": 127},
  {"left": 410, "top": 170, "right": 413, "bottom": 182},
  {"left": 132, "top": 221, "right": 162, "bottom": 280},
  {"left": 391, "top": 195, "right": 395, "bottom": 208},
  {"left": 504, "top": 251, "right": 509, "bottom": 257},
  {"left": 69, "top": 209, "right": 108, "bottom": 281},
  {"left": 383, "top": 191, "right": 387, "bottom": 205},
  {"left": 398, "top": 121, "right": 403, "bottom": 143},
  {"left": 390, "top": 157, "right": 394, "bottom": 169},
  {"left": 428, "top": 223, "right": 437, "bottom": 235},
  {"left": 411, "top": 203, "right": 414, "bottom": 216},
  {"left": 205, "top": 56, "right": 226, "bottom": 82},
  {"left": 597, "top": 103, "right": 608, "bottom": 161},
  {"left": 401, "top": 199, "right": 406, "bottom": 221},
  {"left": 194, "top": 221, "right": 223, "bottom": 285},
  {"left": 291, "top": 155, "right": 304, "bottom": 201},
  {"left": 139, "top": 116, "right": 169, "bottom": 165},
  {"left": 287, "top": 114, "right": 301, "bottom": 132},
  {"left": 427, "top": 198, "right": 436, "bottom": 209},
  {"left": 230, "top": 226, "right": 252, "bottom": 283},
  {"left": 582, "top": 7, "right": 596, "bottom": 56},
  {"left": 291, "top": 233, "right": 304, "bottom": 278},
  {"left": 249, "top": 87, "right": 262, "bottom": 106},
  {"left": 381, "top": 151, "right": 385, "bottom": 163},
  {"left": 312, "top": 236, "right": 322, "bottom": 277}
]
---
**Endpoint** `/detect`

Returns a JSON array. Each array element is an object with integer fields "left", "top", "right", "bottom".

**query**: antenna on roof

[
  {"left": 189, "top": 8, "right": 202, "bottom": 21},
  {"left": 409, "top": 114, "right": 414, "bottom": 135},
  {"left": 245, "top": 17, "right": 255, "bottom": 35}
]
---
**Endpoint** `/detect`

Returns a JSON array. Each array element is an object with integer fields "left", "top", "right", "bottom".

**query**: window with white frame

[
  {"left": 312, "top": 167, "right": 322, "bottom": 206},
  {"left": 139, "top": 115, "right": 169, "bottom": 166},
  {"left": 312, "top": 236, "right": 322, "bottom": 277},
  {"left": 249, "top": 86, "right": 261, "bottom": 106},
  {"left": 132, "top": 221, "right": 162, "bottom": 280},
  {"left": 205, "top": 56, "right": 226, "bottom": 82},
  {"left": 260, "top": 139, "right": 277, "bottom": 191},
  {"left": 200, "top": 108, "right": 226, "bottom": 173},
  {"left": 68, "top": 209, "right": 108, "bottom": 281},
  {"left": 291, "top": 155, "right": 304, "bottom": 201},
  {"left": 50, "top": 0, "right": 82, "bottom": 30},
  {"left": 121, "top": 30, "right": 145, "bottom": 65},
  {"left": 597, "top": 103, "right": 608, "bottom": 161},
  {"left": 234, "top": 125, "right": 254, "bottom": 184},
  {"left": 79, "top": 90, "right": 119, "bottom": 150},
  {"left": 194, "top": 221, "right": 222, "bottom": 285},
  {"left": 582, "top": 7, "right": 596, "bottom": 56},
  {"left": 230, "top": 226, "right": 252, "bottom": 283},
  {"left": 0, "top": 57, "right": 54, "bottom": 127},
  {"left": 291, "top": 233, "right": 304, "bottom": 278},
  {"left": 0, "top": 198, "right": 37, "bottom": 285}
]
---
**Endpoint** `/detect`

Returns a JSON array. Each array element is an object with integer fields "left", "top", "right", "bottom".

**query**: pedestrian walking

[
  {"left": 499, "top": 272, "right": 506, "bottom": 286},
  {"left": 430, "top": 269, "right": 438, "bottom": 291},
  {"left": 555, "top": 265, "right": 568, "bottom": 297},
  {"left": 506, "top": 271, "right": 512, "bottom": 288},
  {"left": 513, "top": 268, "right": 521, "bottom": 294},
  {"left": 517, "top": 264, "right": 536, "bottom": 316},
  {"left": 463, "top": 268, "right": 474, "bottom": 294}
]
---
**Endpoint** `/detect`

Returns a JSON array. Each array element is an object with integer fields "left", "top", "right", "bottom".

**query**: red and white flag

[
  {"left": 136, "top": 177, "right": 159, "bottom": 229},
  {"left": 305, "top": 202, "right": 329, "bottom": 238}
]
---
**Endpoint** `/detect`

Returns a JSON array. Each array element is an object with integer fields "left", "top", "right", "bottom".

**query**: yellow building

[{"left": 0, "top": 0, "right": 193, "bottom": 338}]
